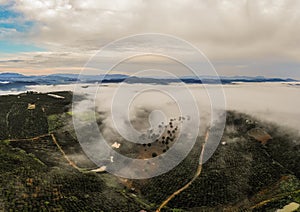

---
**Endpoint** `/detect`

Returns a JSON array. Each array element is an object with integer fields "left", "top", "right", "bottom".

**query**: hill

[
  {"left": 0, "top": 72, "right": 298, "bottom": 91},
  {"left": 0, "top": 91, "right": 299, "bottom": 211}
]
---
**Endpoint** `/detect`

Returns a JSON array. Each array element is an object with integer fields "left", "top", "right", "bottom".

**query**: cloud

[
  {"left": 0, "top": 51, "right": 98, "bottom": 75},
  {"left": 1, "top": 0, "right": 300, "bottom": 76},
  {"left": 0, "top": 27, "right": 17, "bottom": 39},
  {"left": 9, "top": 0, "right": 299, "bottom": 56}
]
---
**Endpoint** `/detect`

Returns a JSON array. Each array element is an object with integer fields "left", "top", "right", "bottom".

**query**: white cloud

[
  {"left": 1, "top": 0, "right": 300, "bottom": 76},
  {"left": 10, "top": 1, "right": 299, "bottom": 53},
  {"left": 0, "top": 27, "right": 17, "bottom": 39}
]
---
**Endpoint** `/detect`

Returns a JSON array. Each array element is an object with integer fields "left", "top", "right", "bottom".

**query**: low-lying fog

[{"left": 2, "top": 82, "right": 300, "bottom": 133}]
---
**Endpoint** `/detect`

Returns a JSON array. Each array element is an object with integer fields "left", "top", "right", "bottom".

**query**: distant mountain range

[{"left": 0, "top": 72, "right": 297, "bottom": 90}]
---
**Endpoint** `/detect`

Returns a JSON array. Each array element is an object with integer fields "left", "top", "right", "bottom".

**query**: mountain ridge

[{"left": 0, "top": 72, "right": 298, "bottom": 91}]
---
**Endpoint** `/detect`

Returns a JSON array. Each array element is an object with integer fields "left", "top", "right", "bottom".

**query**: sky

[{"left": 0, "top": 0, "right": 299, "bottom": 78}]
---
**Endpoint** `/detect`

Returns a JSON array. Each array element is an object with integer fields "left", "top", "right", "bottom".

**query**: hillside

[{"left": 0, "top": 91, "right": 299, "bottom": 211}]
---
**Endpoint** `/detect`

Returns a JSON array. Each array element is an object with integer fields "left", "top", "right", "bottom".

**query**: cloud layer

[{"left": 0, "top": 0, "right": 300, "bottom": 77}]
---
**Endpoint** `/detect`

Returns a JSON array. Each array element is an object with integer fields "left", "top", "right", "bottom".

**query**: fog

[
  {"left": 1, "top": 82, "right": 298, "bottom": 177},
  {"left": 222, "top": 83, "right": 300, "bottom": 131},
  {"left": 19, "top": 82, "right": 300, "bottom": 133},
  {"left": 2, "top": 82, "right": 299, "bottom": 139}
]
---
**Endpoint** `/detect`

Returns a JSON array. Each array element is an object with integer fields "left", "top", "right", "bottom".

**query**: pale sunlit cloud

[{"left": 0, "top": 0, "right": 300, "bottom": 77}]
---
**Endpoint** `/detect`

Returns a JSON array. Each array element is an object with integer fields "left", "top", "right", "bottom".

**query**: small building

[{"left": 27, "top": 103, "right": 36, "bottom": 110}]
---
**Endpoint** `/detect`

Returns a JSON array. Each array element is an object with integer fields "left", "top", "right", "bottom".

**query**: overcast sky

[{"left": 0, "top": 0, "right": 299, "bottom": 78}]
